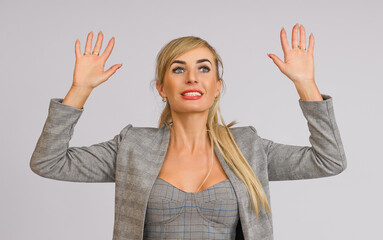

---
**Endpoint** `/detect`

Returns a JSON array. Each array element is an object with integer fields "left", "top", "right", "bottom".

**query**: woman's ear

[
  {"left": 156, "top": 83, "right": 166, "bottom": 98},
  {"left": 216, "top": 79, "right": 222, "bottom": 97}
]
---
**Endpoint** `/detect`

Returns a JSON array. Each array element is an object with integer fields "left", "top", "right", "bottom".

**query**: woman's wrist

[{"left": 62, "top": 85, "right": 93, "bottom": 109}]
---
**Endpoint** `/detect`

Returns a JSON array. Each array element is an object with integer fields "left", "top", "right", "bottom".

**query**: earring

[{"left": 162, "top": 97, "right": 167, "bottom": 102}]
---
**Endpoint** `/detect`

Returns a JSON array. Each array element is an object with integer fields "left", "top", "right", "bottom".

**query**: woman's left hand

[{"left": 268, "top": 23, "right": 315, "bottom": 85}]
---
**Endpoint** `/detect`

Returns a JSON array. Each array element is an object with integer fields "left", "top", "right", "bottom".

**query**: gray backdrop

[{"left": 1, "top": 0, "right": 381, "bottom": 239}]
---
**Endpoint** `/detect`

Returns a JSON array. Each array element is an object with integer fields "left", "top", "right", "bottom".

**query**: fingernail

[
  {"left": 267, "top": 53, "right": 272, "bottom": 59},
  {"left": 117, "top": 64, "right": 122, "bottom": 69},
  {"left": 281, "top": 26, "right": 284, "bottom": 31}
]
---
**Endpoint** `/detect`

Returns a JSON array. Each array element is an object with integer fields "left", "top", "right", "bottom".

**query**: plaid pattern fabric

[{"left": 143, "top": 177, "right": 239, "bottom": 239}]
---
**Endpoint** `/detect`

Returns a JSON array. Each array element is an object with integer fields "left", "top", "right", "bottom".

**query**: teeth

[{"left": 182, "top": 92, "right": 202, "bottom": 96}]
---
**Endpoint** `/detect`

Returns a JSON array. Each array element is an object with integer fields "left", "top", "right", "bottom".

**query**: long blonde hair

[{"left": 152, "top": 36, "right": 271, "bottom": 218}]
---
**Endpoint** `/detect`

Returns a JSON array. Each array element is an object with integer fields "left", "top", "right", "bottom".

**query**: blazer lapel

[
  {"left": 213, "top": 138, "right": 251, "bottom": 240},
  {"left": 121, "top": 124, "right": 171, "bottom": 239}
]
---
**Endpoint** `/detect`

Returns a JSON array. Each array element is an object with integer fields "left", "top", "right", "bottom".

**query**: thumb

[
  {"left": 103, "top": 64, "right": 122, "bottom": 80},
  {"left": 267, "top": 53, "right": 285, "bottom": 73}
]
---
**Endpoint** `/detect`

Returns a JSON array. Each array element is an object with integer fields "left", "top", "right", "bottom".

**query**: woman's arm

[
  {"left": 30, "top": 31, "right": 127, "bottom": 182},
  {"left": 29, "top": 98, "right": 132, "bottom": 182},
  {"left": 258, "top": 25, "right": 346, "bottom": 180},
  {"left": 251, "top": 94, "right": 347, "bottom": 181}
]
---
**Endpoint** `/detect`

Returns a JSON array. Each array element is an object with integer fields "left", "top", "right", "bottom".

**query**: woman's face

[{"left": 157, "top": 46, "right": 222, "bottom": 114}]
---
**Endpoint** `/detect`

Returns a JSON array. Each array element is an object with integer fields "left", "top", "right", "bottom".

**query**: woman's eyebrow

[{"left": 170, "top": 59, "right": 212, "bottom": 66}]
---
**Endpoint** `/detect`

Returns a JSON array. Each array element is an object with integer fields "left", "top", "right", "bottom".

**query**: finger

[
  {"left": 100, "top": 37, "right": 115, "bottom": 61},
  {"left": 84, "top": 31, "right": 93, "bottom": 55},
  {"left": 280, "top": 27, "right": 290, "bottom": 53},
  {"left": 93, "top": 31, "right": 103, "bottom": 55},
  {"left": 300, "top": 24, "right": 306, "bottom": 51},
  {"left": 103, "top": 64, "right": 122, "bottom": 80},
  {"left": 267, "top": 53, "right": 285, "bottom": 73},
  {"left": 75, "top": 39, "right": 81, "bottom": 59},
  {"left": 292, "top": 23, "right": 299, "bottom": 49},
  {"left": 307, "top": 33, "right": 314, "bottom": 55}
]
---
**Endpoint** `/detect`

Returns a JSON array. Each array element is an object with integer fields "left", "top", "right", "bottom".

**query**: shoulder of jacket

[
  {"left": 124, "top": 124, "right": 258, "bottom": 140},
  {"left": 118, "top": 125, "right": 162, "bottom": 147},
  {"left": 227, "top": 125, "right": 258, "bottom": 141},
  {"left": 128, "top": 125, "right": 160, "bottom": 135}
]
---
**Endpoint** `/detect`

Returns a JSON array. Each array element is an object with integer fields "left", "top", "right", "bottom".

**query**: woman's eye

[
  {"left": 172, "top": 66, "right": 210, "bottom": 74},
  {"left": 172, "top": 67, "right": 184, "bottom": 74},
  {"left": 200, "top": 66, "right": 210, "bottom": 72}
]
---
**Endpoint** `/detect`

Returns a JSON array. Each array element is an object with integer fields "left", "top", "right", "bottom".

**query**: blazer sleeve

[
  {"left": 29, "top": 98, "right": 133, "bottom": 183},
  {"left": 250, "top": 94, "right": 347, "bottom": 181}
]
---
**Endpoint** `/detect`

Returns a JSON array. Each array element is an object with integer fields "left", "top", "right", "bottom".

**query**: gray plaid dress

[{"left": 143, "top": 177, "right": 240, "bottom": 239}]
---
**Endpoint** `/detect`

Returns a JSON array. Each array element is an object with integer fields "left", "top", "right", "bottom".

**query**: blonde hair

[{"left": 151, "top": 36, "right": 271, "bottom": 218}]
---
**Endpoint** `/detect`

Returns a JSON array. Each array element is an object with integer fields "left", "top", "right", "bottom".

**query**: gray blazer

[{"left": 30, "top": 93, "right": 347, "bottom": 240}]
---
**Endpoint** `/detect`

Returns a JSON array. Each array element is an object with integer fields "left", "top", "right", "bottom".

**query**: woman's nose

[{"left": 186, "top": 69, "right": 197, "bottom": 83}]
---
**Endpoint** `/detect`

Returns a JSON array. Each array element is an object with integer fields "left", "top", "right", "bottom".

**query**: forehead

[{"left": 174, "top": 47, "right": 214, "bottom": 62}]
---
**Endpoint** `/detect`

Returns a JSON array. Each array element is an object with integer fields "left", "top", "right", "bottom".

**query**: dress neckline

[{"left": 156, "top": 177, "right": 230, "bottom": 194}]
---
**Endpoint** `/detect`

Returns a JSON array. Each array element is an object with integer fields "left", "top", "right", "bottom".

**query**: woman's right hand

[{"left": 73, "top": 31, "right": 122, "bottom": 90}]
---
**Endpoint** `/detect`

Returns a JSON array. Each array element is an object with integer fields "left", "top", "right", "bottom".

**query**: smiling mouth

[
  {"left": 180, "top": 93, "right": 203, "bottom": 100},
  {"left": 181, "top": 92, "right": 203, "bottom": 96}
]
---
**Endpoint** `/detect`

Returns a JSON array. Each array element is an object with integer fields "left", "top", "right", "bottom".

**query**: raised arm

[
  {"left": 251, "top": 94, "right": 347, "bottom": 181},
  {"left": 259, "top": 24, "right": 347, "bottom": 180},
  {"left": 30, "top": 98, "right": 133, "bottom": 182},
  {"left": 30, "top": 30, "right": 128, "bottom": 182}
]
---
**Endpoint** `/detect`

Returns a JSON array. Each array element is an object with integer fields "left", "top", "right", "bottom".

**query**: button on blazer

[{"left": 30, "top": 93, "right": 347, "bottom": 240}]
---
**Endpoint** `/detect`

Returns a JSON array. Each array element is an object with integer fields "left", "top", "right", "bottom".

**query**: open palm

[
  {"left": 268, "top": 23, "right": 315, "bottom": 85},
  {"left": 73, "top": 31, "right": 122, "bottom": 90}
]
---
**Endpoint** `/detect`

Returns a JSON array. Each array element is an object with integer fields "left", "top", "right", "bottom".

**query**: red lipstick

[
  {"left": 180, "top": 89, "right": 203, "bottom": 100},
  {"left": 180, "top": 89, "right": 203, "bottom": 95}
]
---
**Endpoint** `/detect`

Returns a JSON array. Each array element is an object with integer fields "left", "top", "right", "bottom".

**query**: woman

[{"left": 30, "top": 23, "right": 347, "bottom": 240}]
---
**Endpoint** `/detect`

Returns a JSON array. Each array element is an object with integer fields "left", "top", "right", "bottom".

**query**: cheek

[
  {"left": 206, "top": 80, "right": 219, "bottom": 94},
  {"left": 164, "top": 81, "right": 181, "bottom": 97}
]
